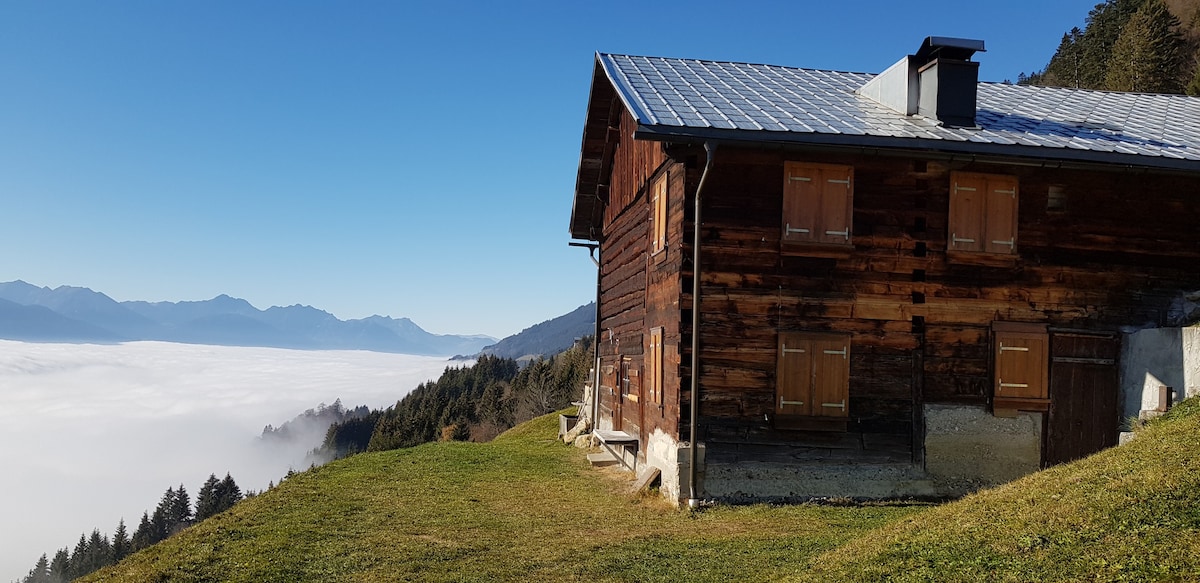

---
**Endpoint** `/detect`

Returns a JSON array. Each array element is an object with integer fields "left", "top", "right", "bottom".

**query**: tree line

[
  {"left": 20, "top": 473, "right": 245, "bottom": 583},
  {"left": 1020, "top": 0, "right": 1200, "bottom": 94},
  {"left": 318, "top": 337, "right": 592, "bottom": 459}
]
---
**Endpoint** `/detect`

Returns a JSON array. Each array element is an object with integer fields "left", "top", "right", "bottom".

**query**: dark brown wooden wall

[
  {"left": 596, "top": 111, "right": 682, "bottom": 443},
  {"left": 680, "top": 145, "right": 1200, "bottom": 440}
]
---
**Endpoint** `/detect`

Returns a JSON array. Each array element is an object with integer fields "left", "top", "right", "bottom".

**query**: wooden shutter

[
  {"left": 777, "top": 332, "right": 850, "bottom": 418},
  {"left": 984, "top": 176, "right": 1018, "bottom": 254},
  {"left": 949, "top": 172, "right": 986, "bottom": 252},
  {"left": 648, "top": 328, "right": 664, "bottom": 405},
  {"left": 783, "top": 162, "right": 853, "bottom": 245},
  {"left": 776, "top": 333, "right": 812, "bottom": 416},
  {"left": 783, "top": 163, "right": 820, "bottom": 243},
  {"left": 995, "top": 328, "right": 1048, "bottom": 400},
  {"left": 818, "top": 166, "right": 853, "bottom": 244},
  {"left": 651, "top": 174, "right": 668, "bottom": 254},
  {"left": 811, "top": 336, "right": 850, "bottom": 418}
]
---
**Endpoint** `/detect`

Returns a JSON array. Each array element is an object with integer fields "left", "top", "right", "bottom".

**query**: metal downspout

[
  {"left": 688, "top": 141, "right": 717, "bottom": 508},
  {"left": 590, "top": 244, "right": 601, "bottom": 430}
]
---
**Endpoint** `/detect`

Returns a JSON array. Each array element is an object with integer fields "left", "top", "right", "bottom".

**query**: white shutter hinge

[
  {"left": 821, "top": 400, "right": 846, "bottom": 410},
  {"left": 823, "top": 347, "right": 848, "bottom": 359},
  {"left": 999, "top": 344, "right": 1029, "bottom": 352},
  {"left": 824, "top": 228, "right": 849, "bottom": 239},
  {"left": 780, "top": 397, "right": 805, "bottom": 407}
]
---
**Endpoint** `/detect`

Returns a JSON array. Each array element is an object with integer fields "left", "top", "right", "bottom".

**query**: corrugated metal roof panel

[{"left": 596, "top": 53, "right": 1200, "bottom": 169}]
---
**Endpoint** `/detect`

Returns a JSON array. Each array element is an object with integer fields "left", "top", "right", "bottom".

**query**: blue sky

[{"left": 0, "top": 1, "right": 1099, "bottom": 339}]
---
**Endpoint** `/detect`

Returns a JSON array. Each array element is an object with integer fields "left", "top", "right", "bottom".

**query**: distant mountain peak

[{"left": 0, "top": 279, "right": 504, "bottom": 357}]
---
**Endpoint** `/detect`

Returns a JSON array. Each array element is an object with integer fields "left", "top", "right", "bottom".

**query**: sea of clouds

[{"left": 0, "top": 340, "right": 456, "bottom": 581}]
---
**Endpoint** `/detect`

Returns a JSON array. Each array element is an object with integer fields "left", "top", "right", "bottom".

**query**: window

[
  {"left": 992, "top": 322, "right": 1049, "bottom": 413},
  {"left": 776, "top": 332, "right": 850, "bottom": 418},
  {"left": 782, "top": 162, "right": 853, "bottom": 246},
  {"left": 620, "top": 357, "right": 637, "bottom": 403},
  {"left": 949, "top": 172, "right": 1018, "bottom": 255},
  {"left": 650, "top": 173, "right": 668, "bottom": 255},
  {"left": 647, "top": 327, "right": 664, "bottom": 407}
]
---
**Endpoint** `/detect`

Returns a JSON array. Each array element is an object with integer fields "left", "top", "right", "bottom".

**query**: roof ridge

[{"left": 597, "top": 52, "right": 878, "bottom": 77}]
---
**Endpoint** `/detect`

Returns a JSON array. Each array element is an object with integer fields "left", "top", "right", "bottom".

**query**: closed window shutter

[
  {"left": 995, "top": 331, "right": 1048, "bottom": 400},
  {"left": 950, "top": 173, "right": 986, "bottom": 252},
  {"left": 651, "top": 175, "right": 668, "bottom": 253},
  {"left": 811, "top": 336, "right": 850, "bottom": 418},
  {"left": 649, "top": 328, "right": 663, "bottom": 405},
  {"left": 783, "top": 163, "right": 820, "bottom": 243},
  {"left": 776, "top": 333, "right": 812, "bottom": 416},
  {"left": 984, "top": 176, "right": 1018, "bottom": 254},
  {"left": 818, "top": 167, "right": 853, "bottom": 244},
  {"left": 783, "top": 162, "right": 854, "bottom": 245}
]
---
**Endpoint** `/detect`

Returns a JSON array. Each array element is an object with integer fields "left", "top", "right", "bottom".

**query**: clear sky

[{"left": 0, "top": 1, "right": 1099, "bottom": 339}]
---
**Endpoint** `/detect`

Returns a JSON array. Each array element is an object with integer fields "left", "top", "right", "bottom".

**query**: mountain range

[
  {"left": 475, "top": 302, "right": 595, "bottom": 361},
  {"left": 0, "top": 280, "right": 495, "bottom": 356},
  {"left": 0, "top": 280, "right": 598, "bottom": 358}
]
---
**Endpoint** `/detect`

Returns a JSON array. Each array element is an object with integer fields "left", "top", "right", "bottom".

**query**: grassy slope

[
  {"left": 793, "top": 398, "right": 1200, "bottom": 583},
  {"left": 85, "top": 400, "right": 1200, "bottom": 582},
  {"left": 83, "top": 414, "right": 916, "bottom": 582}
]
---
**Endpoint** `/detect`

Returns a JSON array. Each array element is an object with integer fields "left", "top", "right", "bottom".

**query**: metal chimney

[
  {"left": 914, "top": 37, "right": 985, "bottom": 127},
  {"left": 858, "top": 36, "right": 985, "bottom": 128}
]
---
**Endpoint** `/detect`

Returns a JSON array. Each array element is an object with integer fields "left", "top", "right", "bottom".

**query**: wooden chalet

[{"left": 569, "top": 37, "right": 1200, "bottom": 504}]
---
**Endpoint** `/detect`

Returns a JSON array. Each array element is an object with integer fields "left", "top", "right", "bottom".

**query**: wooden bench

[{"left": 593, "top": 429, "right": 638, "bottom": 471}]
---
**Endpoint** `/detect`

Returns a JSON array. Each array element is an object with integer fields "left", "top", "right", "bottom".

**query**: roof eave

[{"left": 633, "top": 125, "right": 1200, "bottom": 174}]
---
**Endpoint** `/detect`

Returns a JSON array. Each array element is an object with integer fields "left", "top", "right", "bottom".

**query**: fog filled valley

[{"left": 0, "top": 340, "right": 454, "bottom": 581}]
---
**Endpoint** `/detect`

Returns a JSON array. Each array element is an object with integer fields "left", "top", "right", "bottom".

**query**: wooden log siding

[
  {"left": 676, "top": 146, "right": 1200, "bottom": 448},
  {"left": 595, "top": 109, "right": 681, "bottom": 443}
]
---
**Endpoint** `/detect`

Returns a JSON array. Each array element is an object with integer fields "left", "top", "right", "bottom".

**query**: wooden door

[
  {"left": 619, "top": 357, "right": 641, "bottom": 437},
  {"left": 1044, "top": 332, "right": 1120, "bottom": 466}
]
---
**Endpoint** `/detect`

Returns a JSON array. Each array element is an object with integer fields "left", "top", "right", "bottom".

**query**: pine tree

[
  {"left": 111, "top": 519, "right": 130, "bottom": 562},
  {"left": 23, "top": 554, "right": 49, "bottom": 583},
  {"left": 1081, "top": 0, "right": 1148, "bottom": 89},
  {"left": 48, "top": 548, "right": 69, "bottom": 583},
  {"left": 150, "top": 506, "right": 169, "bottom": 545},
  {"left": 131, "top": 511, "right": 154, "bottom": 551},
  {"left": 1041, "top": 28, "right": 1086, "bottom": 87},
  {"left": 87, "top": 529, "right": 111, "bottom": 572},
  {"left": 170, "top": 484, "right": 193, "bottom": 530},
  {"left": 217, "top": 473, "right": 243, "bottom": 512},
  {"left": 1105, "top": 0, "right": 1185, "bottom": 92},
  {"left": 66, "top": 534, "right": 88, "bottom": 580},
  {"left": 195, "top": 473, "right": 221, "bottom": 521}
]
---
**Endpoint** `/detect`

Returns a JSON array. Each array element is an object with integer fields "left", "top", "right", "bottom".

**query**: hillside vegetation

[
  {"left": 794, "top": 398, "right": 1200, "bottom": 582},
  {"left": 80, "top": 413, "right": 917, "bottom": 583},
  {"left": 1022, "top": 0, "right": 1200, "bottom": 93},
  {"left": 81, "top": 399, "right": 1200, "bottom": 582}
]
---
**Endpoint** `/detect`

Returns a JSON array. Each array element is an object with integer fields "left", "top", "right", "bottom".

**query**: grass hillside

[
  {"left": 82, "top": 413, "right": 916, "bottom": 582},
  {"left": 794, "top": 398, "right": 1200, "bottom": 582},
  {"left": 83, "top": 401, "right": 1200, "bottom": 582}
]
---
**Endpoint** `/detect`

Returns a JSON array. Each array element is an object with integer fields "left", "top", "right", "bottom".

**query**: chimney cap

[{"left": 914, "top": 37, "right": 985, "bottom": 62}]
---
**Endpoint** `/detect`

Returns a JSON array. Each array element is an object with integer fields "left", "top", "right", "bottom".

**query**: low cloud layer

[{"left": 0, "top": 340, "right": 453, "bottom": 581}]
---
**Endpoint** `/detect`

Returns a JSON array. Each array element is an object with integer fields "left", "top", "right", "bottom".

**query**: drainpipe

[
  {"left": 590, "top": 244, "right": 601, "bottom": 430},
  {"left": 688, "top": 141, "right": 717, "bottom": 509}
]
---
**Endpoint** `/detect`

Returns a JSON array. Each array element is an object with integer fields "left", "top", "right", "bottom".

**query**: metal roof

[
  {"left": 570, "top": 52, "right": 1200, "bottom": 239},
  {"left": 599, "top": 52, "right": 1200, "bottom": 168}
]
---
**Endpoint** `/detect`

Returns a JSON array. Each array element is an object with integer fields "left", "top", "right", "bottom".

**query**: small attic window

[{"left": 1047, "top": 185, "right": 1067, "bottom": 211}]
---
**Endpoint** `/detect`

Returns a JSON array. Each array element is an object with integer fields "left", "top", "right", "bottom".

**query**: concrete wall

[
  {"left": 643, "top": 429, "right": 702, "bottom": 505},
  {"left": 923, "top": 404, "right": 1042, "bottom": 494},
  {"left": 1120, "top": 327, "right": 1200, "bottom": 421},
  {"left": 701, "top": 461, "right": 940, "bottom": 501}
]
